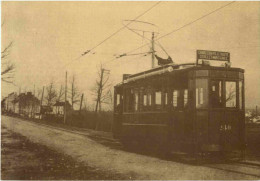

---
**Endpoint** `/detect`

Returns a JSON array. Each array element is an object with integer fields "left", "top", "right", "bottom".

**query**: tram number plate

[{"left": 197, "top": 50, "right": 230, "bottom": 62}]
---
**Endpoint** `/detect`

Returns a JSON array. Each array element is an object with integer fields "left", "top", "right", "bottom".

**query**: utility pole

[
  {"left": 64, "top": 71, "right": 67, "bottom": 124},
  {"left": 256, "top": 105, "right": 258, "bottom": 116},
  {"left": 79, "top": 93, "right": 84, "bottom": 112},
  {"left": 151, "top": 32, "right": 155, "bottom": 68},
  {"left": 95, "top": 68, "right": 104, "bottom": 112},
  {"left": 33, "top": 84, "right": 35, "bottom": 118},
  {"left": 40, "top": 86, "right": 45, "bottom": 119},
  {"left": 71, "top": 76, "right": 74, "bottom": 109}
]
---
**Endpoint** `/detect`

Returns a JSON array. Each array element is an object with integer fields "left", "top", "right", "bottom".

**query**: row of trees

[
  {"left": 35, "top": 67, "right": 113, "bottom": 111},
  {"left": 43, "top": 75, "right": 81, "bottom": 110},
  {"left": 2, "top": 21, "right": 113, "bottom": 112}
]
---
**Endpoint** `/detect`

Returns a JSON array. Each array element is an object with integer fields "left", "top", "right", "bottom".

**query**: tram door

[
  {"left": 210, "top": 79, "right": 243, "bottom": 151},
  {"left": 113, "top": 88, "right": 123, "bottom": 138}
]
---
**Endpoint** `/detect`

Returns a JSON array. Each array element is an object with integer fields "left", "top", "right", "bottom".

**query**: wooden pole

[
  {"left": 95, "top": 68, "right": 104, "bottom": 112},
  {"left": 33, "top": 84, "right": 35, "bottom": 118},
  {"left": 40, "top": 86, "right": 44, "bottom": 119},
  {"left": 80, "top": 93, "right": 84, "bottom": 112},
  {"left": 71, "top": 76, "right": 74, "bottom": 109},
  {"left": 64, "top": 71, "right": 67, "bottom": 124}
]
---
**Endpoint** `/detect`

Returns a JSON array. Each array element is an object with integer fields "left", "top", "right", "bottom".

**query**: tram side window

[
  {"left": 226, "top": 81, "right": 237, "bottom": 108},
  {"left": 173, "top": 90, "right": 178, "bottom": 108},
  {"left": 116, "top": 94, "right": 120, "bottom": 106},
  {"left": 155, "top": 91, "right": 162, "bottom": 105},
  {"left": 143, "top": 94, "right": 147, "bottom": 106},
  {"left": 165, "top": 92, "right": 168, "bottom": 105},
  {"left": 184, "top": 89, "right": 188, "bottom": 108},
  {"left": 134, "top": 92, "right": 139, "bottom": 111},
  {"left": 196, "top": 79, "right": 208, "bottom": 108},
  {"left": 211, "top": 80, "right": 223, "bottom": 108}
]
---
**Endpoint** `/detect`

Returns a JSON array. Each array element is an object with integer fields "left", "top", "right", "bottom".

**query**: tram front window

[
  {"left": 196, "top": 79, "right": 208, "bottom": 108},
  {"left": 226, "top": 81, "right": 237, "bottom": 108},
  {"left": 211, "top": 80, "right": 223, "bottom": 108}
]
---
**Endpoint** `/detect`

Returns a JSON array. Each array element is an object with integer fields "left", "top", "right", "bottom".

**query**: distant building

[
  {"left": 40, "top": 105, "right": 53, "bottom": 115},
  {"left": 53, "top": 101, "right": 72, "bottom": 115},
  {"left": 5, "top": 92, "right": 17, "bottom": 112},
  {"left": 1, "top": 98, "right": 7, "bottom": 112},
  {"left": 13, "top": 92, "right": 40, "bottom": 117}
]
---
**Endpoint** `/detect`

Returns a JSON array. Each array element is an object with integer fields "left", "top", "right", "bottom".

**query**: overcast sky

[{"left": 2, "top": 1, "right": 260, "bottom": 109}]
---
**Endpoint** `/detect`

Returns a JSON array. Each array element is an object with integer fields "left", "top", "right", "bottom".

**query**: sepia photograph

[{"left": 1, "top": 1, "right": 260, "bottom": 180}]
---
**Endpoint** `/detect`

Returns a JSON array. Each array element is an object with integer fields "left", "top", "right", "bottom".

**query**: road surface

[{"left": 1, "top": 115, "right": 259, "bottom": 180}]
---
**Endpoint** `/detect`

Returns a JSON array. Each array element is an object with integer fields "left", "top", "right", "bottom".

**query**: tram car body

[{"left": 113, "top": 62, "right": 245, "bottom": 155}]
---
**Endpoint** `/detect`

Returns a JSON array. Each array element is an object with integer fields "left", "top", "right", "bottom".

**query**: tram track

[{"left": 3, "top": 115, "right": 260, "bottom": 178}]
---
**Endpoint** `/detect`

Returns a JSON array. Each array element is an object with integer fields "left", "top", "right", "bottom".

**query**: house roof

[
  {"left": 13, "top": 92, "right": 40, "bottom": 104},
  {"left": 53, "top": 101, "right": 71, "bottom": 107}
]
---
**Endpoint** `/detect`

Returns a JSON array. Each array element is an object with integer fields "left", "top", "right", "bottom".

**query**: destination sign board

[{"left": 197, "top": 50, "right": 230, "bottom": 62}]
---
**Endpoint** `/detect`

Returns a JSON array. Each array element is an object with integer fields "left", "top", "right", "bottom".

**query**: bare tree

[
  {"left": 56, "top": 85, "right": 64, "bottom": 102},
  {"left": 91, "top": 65, "right": 112, "bottom": 112},
  {"left": 70, "top": 74, "right": 80, "bottom": 109},
  {"left": 1, "top": 21, "right": 15, "bottom": 84},
  {"left": 45, "top": 81, "right": 57, "bottom": 106},
  {"left": 1, "top": 41, "right": 15, "bottom": 84}
]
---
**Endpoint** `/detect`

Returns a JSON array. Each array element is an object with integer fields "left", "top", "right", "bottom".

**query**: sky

[{"left": 2, "top": 1, "right": 260, "bottom": 109}]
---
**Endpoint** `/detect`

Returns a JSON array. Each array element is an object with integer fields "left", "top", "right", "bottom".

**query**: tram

[{"left": 113, "top": 50, "right": 245, "bottom": 156}]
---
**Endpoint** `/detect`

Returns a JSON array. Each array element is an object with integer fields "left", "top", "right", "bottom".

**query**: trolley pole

[
  {"left": 151, "top": 32, "right": 155, "bottom": 68},
  {"left": 64, "top": 71, "right": 67, "bottom": 124}
]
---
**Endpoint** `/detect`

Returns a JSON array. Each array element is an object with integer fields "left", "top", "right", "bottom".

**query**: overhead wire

[
  {"left": 104, "top": 1, "right": 236, "bottom": 65},
  {"left": 60, "top": 1, "right": 162, "bottom": 69}
]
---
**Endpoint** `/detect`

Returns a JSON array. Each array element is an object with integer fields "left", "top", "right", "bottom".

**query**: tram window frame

[
  {"left": 155, "top": 90, "right": 162, "bottom": 110},
  {"left": 210, "top": 80, "right": 223, "bottom": 108},
  {"left": 134, "top": 91, "right": 139, "bottom": 111},
  {"left": 116, "top": 94, "right": 121, "bottom": 106},
  {"left": 172, "top": 90, "right": 179, "bottom": 109},
  {"left": 155, "top": 91, "right": 162, "bottom": 105},
  {"left": 125, "top": 89, "right": 134, "bottom": 112},
  {"left": 165, "top": 92, "right": 168, "bottom": 105},
  {"left": 143, "top": 94, "right": 147, "bottom": 106},
  {"left": 196, "top": 79, "right": 208, "bottom": 109},
  {"left": 184, "top": 89, "right": 188, "bottom": 108},
  {"left": 225, "top": 81, "right": 237, "bottom": 108},
  {"left": 239, "top": 80, "right": 243, "bottom": 109}
]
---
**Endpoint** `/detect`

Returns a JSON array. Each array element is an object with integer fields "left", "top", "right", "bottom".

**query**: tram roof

[{"left": 116, "top": 63, "right": 244, "bottom": 87}]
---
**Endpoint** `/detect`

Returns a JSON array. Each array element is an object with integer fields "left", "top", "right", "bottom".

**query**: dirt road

[
  {"left": 1, "top": 125, "right": 127, "bottom": 180},
  {"left": 1, "top": 115, "right": 259, "bottom": 180}
]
